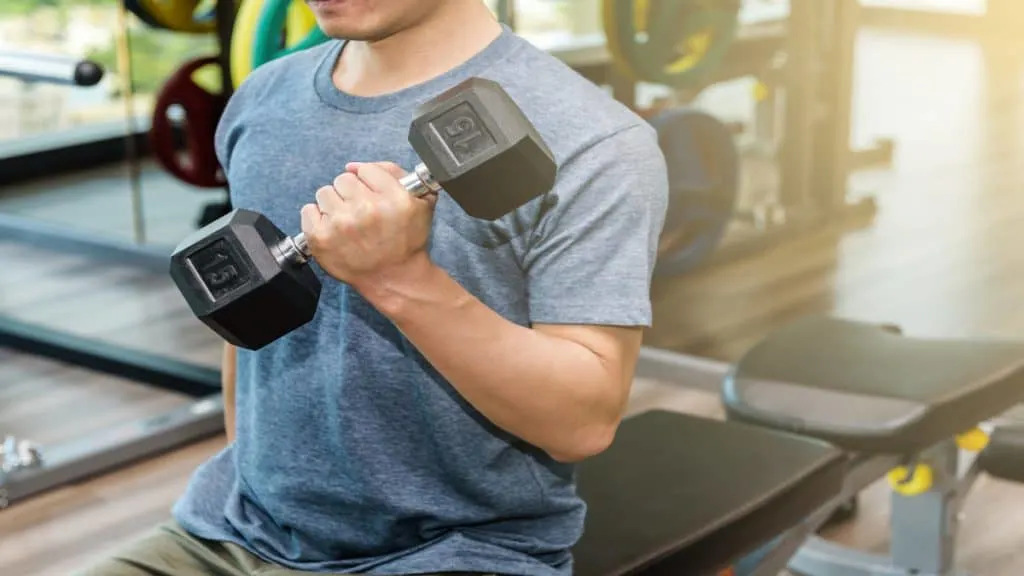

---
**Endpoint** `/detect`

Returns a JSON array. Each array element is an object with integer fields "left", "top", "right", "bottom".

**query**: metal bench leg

[
  {"left": 788, "top": 439, "right": 974, "bottom": 576},
  {"left": 889, "top": 441, "right": 963, "bottom": 574}
]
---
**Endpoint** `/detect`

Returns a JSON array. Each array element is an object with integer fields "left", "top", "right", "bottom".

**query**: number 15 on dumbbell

[{"left": 170, "top": 77, "right": 556, "bottom": 351}]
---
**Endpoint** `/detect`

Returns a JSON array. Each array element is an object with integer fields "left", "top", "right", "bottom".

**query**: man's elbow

[{"left": 546, "top": 420, "right": 620, "bottom": 464}]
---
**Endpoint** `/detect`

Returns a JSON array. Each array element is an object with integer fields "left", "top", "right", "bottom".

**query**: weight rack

[{"left": 531, "top": 0, "right": 894, "bottom": 274}]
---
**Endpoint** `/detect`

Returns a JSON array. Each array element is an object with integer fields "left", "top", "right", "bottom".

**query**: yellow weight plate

[
  {"left": 664, "top": 31, "right": 712, "bottom": 75},
  {"left": 633, "top": 0, "right": 650, "bottom": 36},
  {"left": 137, "top": 0, "right": 216, "bottom": 34},
  {"left": 286, "top": 1, "right": 317, "bottom": 44},
  {"left": 231, "top": 0, "right": 262, "bottom": 88}
]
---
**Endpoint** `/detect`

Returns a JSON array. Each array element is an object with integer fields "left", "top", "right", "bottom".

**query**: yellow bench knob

[
  {"left": 956, "top": 428, "right": 989, "bottom": 452},
  {"left": 888, "top": 464, "right": 933, "bottom": 496}
]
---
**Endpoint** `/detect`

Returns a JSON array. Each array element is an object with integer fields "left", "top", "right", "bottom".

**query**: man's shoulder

[
  {"left": 230, "top": 40, "right": 338, "bottom": 104},
  {"left": 487, "top": 37, "right": 655, "bottom": 163}
]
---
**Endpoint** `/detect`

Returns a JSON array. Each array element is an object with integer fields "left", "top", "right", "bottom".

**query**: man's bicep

[{"left": 525, "top": 124, "right": 669, "bottom": 328}]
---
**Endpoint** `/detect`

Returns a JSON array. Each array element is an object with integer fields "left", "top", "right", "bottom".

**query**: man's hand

[{"left": 300, "top": 162, "right": 438, "bottom": 289}]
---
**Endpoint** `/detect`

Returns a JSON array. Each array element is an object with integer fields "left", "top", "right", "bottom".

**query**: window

[{"left": 0, "top": 0, "right": 216, "bottom": 155}]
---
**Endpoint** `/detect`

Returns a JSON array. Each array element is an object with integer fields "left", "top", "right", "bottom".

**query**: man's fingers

[
  {"left": 420, "top": 193, "right": 439, "bottom": 210},
  {"left": 299, "top": 204, "right": 321, "bottom": 239},
  {"left": 347, "top": 161, "right": 407, "bottom": 179},
  {"left": 315, "top": 184, "right": 344, "bottom": 213},
  {"left": 333, "top": 172, "right": 375, "bottom": 203},
  {"left": 356, "top": 163, "right": 409, "bottom": 203}
]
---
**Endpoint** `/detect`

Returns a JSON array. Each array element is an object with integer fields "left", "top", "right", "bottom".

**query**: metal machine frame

[
  {"left": 0, "top": 218, "right": 225, "bottom": 506},
  {"left": 534, "top": 0, "right": 892, "bottom": 271}
]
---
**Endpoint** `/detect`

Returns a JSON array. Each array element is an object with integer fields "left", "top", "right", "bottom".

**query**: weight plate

[
  {"left": 232, "top": 0, "right": 329, "bottom": 88},
  {"left": 603, "top": 0, "right": 741, "bottom": 90},
  {"left": 124, "top": 0, "right": 171, "bottom": 30},
  {"left": 649, "top": 107, "right": 739, "bottom": 277},
  {"left": 150, "top": 56, "right": 228, "bottom": 188},
  {"left": 136, "top": 0, "right": 217, "bottom": 34},
  {"left": 252, "top": 0, "right": 329, "bottom": 68}
]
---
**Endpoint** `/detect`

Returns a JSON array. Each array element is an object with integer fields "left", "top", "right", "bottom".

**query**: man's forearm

[{"left": 357, "top": 257, "right": 629, "bottom": 462}]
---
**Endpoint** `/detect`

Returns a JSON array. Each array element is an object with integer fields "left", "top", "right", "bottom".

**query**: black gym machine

[{"left": 528, "top": 0, "right": 895, "bottom": 275}]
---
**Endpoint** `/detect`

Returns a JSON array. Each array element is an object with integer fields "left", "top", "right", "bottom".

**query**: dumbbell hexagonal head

[
  {"left": 169, "top": 210, "right": 321, "bottom": 350},
  {"left": 409, "top": 77, "right": 556, "bottom": 220}
]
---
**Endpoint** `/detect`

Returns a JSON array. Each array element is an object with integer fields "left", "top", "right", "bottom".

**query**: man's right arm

[{"left": 222, "top": 343, "right": 237, "bottom": 443}]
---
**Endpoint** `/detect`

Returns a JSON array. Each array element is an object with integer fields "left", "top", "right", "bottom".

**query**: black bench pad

[
  {"left": 723, "top": 317, "right": 1024, "bottom": 454},
  {"left": 573, "top": 410, "right": 844, "bottom": 576},
  {"left": 978, "top": 405, "right": 1024, "bottom": 482}
]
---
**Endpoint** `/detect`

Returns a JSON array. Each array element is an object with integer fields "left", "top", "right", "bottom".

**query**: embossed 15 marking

[{"left": 435, "top": 102, "right": 496, "bottom": 166}]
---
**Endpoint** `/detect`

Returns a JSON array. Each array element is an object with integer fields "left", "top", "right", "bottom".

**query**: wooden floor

[{"left": 6, "top": 25, "right": 1024, "bottom": 575}]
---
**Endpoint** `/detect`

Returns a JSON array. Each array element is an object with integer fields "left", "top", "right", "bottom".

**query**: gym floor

[{"left": 4, "top": 26, "right": 1024, "bottom": 576}]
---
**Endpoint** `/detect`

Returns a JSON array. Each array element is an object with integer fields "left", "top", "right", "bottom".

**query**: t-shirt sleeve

[{"left": 524, "top": 123, "right": 669, "bottom": 327}]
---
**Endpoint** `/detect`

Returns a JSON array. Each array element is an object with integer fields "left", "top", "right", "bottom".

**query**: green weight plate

[{"left": 252, "top": 0, "right": 330, "bottom": 70}]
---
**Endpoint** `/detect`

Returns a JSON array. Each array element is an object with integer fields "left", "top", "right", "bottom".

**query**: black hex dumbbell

[{"left": 170, "top": 77, "right": 556, "bottom": 350}]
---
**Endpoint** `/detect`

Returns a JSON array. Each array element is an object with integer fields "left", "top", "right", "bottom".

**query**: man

[{"left": 78, "top": 0, "right": 668, "bottom": 574}]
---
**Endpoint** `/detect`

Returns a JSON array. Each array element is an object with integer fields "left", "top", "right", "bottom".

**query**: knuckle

[
  {"left": 336, "top": 211, "right": 358, "bottom": 231},
  {"left": 308, "top": 230, "right": 325, "bottom": 249},
  {"left": 332, "top": 172, "right": 355, "bottom": 190}
]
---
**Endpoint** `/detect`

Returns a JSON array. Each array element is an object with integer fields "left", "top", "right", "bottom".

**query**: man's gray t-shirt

[{"left": 173, "top": 27, "right": 669, "bottom": 576}]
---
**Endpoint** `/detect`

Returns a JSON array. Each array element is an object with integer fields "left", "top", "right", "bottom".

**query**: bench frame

[
  {"left": 637, "top": 346, "right": 990, "bottom": 576},
  {"left": 785, "top": 441, "right": 983, "bottom": 576}
]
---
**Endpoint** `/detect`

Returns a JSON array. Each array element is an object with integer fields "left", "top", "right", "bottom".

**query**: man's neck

[{"left": 333, "top": 2, "right": 503, "bottom": 98}]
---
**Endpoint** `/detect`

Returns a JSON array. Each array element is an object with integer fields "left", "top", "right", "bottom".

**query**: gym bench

[
  {"left": 575, "top": 316, "right": 1024, "bottom": 575},
  {"left": 575, "top": 411, "right": 845, "bottom": 575}
]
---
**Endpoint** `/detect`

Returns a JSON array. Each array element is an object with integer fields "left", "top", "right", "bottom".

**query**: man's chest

[{"left": 226, "top": 114, "right": 419, "bottom": 237}]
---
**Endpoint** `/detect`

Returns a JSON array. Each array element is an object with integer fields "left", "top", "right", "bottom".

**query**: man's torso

[{"left": 173, "top": 28, "right": 653, "bottom": 576}]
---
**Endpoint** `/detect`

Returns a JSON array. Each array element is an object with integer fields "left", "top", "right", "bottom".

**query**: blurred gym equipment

[
  {"left": 0, "top": 50, "right": 105, "bottom": 87},
  {"left": 123, "top": 0, "right": 170, "bottom": 30},
  {"left": 512, "top": 0, "right": 896, "bottom": 277},
  {"left": 127, "top": 0, "right": 219, "bottom": 34},
  {"left": 230, "top": 0, "right": 324, "bottom": 87},
  {"left": 0, "top": 50, "right": 224, "bottom": 507},
  {"left": 648, "top": 107, "right": 740, "bottom": 277},
  {"left": 150, "top": 56, "right": 229, "bottom": 189},
  {"left": 604, "top": 0, "right": 742, "bottom": 90},
  {"left": 577, "top": 318, "right": 1024, "bottom": 576}
]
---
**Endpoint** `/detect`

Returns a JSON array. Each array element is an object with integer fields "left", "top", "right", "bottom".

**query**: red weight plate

[{"left": 150, "top": 56, "right": 228, "bottom": 188}]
